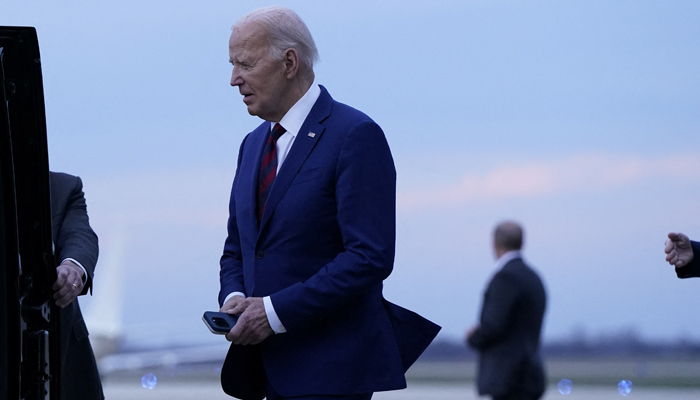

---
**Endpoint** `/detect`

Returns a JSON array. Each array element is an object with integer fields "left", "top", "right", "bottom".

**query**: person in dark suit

[
  {"left": 467, "top": 222, "right": 546, "bottom": 400},
  {"left": 217, "top": 6, "right": 440, "bottom": 400},
  {"left": 664, "top": 232, "right": 700, "bottom": 278},
  {"left": 50, "top": 171, "right": 103, "bottom": 400}
]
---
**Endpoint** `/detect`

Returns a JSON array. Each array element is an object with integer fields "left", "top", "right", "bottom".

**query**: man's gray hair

[
  {"left": 493, "top": 221, "right": 524, "bottom": 251},
  {"left": 234, "top": 6, "right": 320, "bottom": 71}
]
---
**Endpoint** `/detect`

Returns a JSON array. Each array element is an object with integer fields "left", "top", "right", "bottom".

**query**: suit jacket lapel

[{"left": 259, "top": 86, "right": 333, "bottom": 231}]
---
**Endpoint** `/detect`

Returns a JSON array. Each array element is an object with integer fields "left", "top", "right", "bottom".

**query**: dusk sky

[{"left": 5, "top": 0, "right": 700, "bottom": 346}]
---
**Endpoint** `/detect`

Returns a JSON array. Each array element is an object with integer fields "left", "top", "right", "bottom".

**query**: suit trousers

[{"left": 265, "top": 381, "right": 372, "bottom": 400}]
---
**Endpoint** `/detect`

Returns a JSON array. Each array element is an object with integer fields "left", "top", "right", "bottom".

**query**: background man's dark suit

[
  {"left": 50, "top": 171, "right": 103, "bottom": 400},
  {"left": 468, "top": 257, "right": 546, "bottom": 400},
  {"left": 672, "top": 240, "right": 700, "bottom": 279},
  {"left": 676, "top": 241, "right": 700, "bottom": 279}
]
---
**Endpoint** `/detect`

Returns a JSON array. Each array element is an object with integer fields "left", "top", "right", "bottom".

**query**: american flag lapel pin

[{"left": 308, "top": 132, "right": 316, "bottom": 138}]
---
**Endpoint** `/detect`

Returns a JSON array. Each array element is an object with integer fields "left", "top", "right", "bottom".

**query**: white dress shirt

[
  {"left": 224, "top": 82, "right": 322, "bottom": 334},
  {"left": 63, "top": 257, "right": 88, "bottom": 284},
  {"left": 495, "top": 250, "right": 522, "bottom": 270}
]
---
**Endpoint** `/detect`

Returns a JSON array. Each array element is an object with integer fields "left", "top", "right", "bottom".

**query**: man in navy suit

[
  {"left": 50, "top": 171, "right": 103, "bottom": 400},
  {"left": 467, "top": 222, "right": 546, "bottom": 400},
  {"left": 217, "top": 6, "right": 439, "bottom": 400}
]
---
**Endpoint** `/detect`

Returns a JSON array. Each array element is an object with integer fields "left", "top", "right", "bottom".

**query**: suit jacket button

[{"left": 256, "top": 251, "right": 264, "bottom": 259}]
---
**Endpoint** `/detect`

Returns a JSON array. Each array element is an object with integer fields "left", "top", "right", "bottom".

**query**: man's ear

[{"left": 282, "top": 48, "right": 299, "bottom": 79}]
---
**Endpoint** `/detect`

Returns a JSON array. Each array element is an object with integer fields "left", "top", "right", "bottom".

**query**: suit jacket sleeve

[
  {"left": 54, "top": 176, "right": 99, "bottom": 296},
  {"left": 468, "top": 271, "right": 519, "bottom": 350},
  {"left": 219, "top": 134, "right": 249, "bottom": 306},
  {"left": 675, "top": 241, "right": 700, "bottom": 279},
  {"left": 270, "top": 120, "right": 397, "bottom": 332}
]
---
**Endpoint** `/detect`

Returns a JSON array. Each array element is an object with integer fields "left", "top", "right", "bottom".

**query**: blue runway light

[
  {"left": 141, "top": 373, "right": 157, "bottom": 389},
  {"left": 618, "top": 380, "right": 633, "bottom": 396},
  {"left": 557, "top": 379, "right": 573, "bottom": 395}
]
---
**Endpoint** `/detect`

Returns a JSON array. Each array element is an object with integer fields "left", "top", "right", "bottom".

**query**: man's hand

[
  {"left": 225, "top": 297, "right": 273, "bottom": 345},
  {"left": 219, "top": 295, "right": 244, "bottom": 313},
  {"left": 665, "top": 232, "right": 694, "bottom": 268},
  {"left": 52, "top": 260, "right": 85, "bottom": 308}
]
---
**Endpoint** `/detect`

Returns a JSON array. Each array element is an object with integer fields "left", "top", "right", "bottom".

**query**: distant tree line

[{"left": 421, "top": 332, "right": 700, "bottom": 361}]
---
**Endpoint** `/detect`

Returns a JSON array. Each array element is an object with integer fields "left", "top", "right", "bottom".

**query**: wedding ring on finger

[{"left": 72, "top": 283, "right": 78, "bottom": 290}]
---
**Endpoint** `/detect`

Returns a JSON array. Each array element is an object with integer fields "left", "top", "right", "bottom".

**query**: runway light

[
  {"left": 618, "top": 380, "right": 632, "bottom": 396},
  {"left": 141, "top": 373, "right": 157, "bottom": 389},
  {"left": 557, "top": 379, "right": 573, "bottom": 395}
]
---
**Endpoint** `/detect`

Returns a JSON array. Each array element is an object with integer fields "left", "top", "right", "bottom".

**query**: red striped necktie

[{"left": 257, "top": 123, "right": 286, "bottom": 222}]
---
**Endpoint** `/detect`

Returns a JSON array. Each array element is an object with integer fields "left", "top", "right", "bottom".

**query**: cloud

[
  {"left": 82, "top": 152, "right": 700, "bottom": 225},
  {"left": 397, "top": 153, "right": 700, "bottom": 213}
]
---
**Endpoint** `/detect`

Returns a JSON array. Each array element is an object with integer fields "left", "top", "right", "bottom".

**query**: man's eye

[{"left": 233, "top": 62, "right": 252, "bottom": 70}]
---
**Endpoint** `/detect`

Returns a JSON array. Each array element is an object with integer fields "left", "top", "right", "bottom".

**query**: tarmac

[{"left": 103, "top": 381, "right": 700, "bottom": 400}]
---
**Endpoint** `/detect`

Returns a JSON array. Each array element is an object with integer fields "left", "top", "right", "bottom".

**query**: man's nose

[{"left": 230, "top": 68, "right": 243, "bottom": 87}]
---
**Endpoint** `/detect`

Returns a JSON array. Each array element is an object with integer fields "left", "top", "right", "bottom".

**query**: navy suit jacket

[
  {"left": 468, "top": 258, "right": 546, "bottom": 399},
  {"left": 50, "top": 172, "right": 103, "bottom": 399},
  {"left": 675, "top": 241, "right": 700, "bottom": 279},
  {"left": 219, "top": 86, "right": 439, "bottom": 399}
]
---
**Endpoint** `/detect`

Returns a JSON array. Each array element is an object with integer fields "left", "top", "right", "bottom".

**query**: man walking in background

[
  {"left": 50, "top": 171, "right": 104, "bottom": 400},
  {"left": 467, "top": 221, "right": 546, "bottom": 400},
  {"left": 217, "top": 6, "right": 439, "bottom": 400}
]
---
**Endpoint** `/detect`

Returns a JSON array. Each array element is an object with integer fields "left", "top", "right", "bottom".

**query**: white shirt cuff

[
  {"left": 263, "top": 296, "right": 287, "bottom": 334},
  {"left": 223, "top": 292, "right": 246, "bottom": 305},
  {"left": 62, "top": 258, "right": 88, "bottom": 284}
]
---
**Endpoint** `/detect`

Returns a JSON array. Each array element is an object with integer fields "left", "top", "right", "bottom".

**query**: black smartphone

[{"left": 202, "top": 311, "right": 239, "bottom": 334}]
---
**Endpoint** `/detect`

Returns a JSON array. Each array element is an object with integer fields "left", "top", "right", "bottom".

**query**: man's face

[
  {"left": 492, "top": 238, "right": 501, "bottom": 260},
  {"left": 229, "top": 22, "right": 288, "bottom": 122}
]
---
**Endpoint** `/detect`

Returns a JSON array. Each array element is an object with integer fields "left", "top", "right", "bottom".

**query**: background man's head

[
  {"left": 229, "top": 6, "right": 319, "bottom": 122},
  {"left": 493, "top": 221, "right": 524, "bottom": 259}
]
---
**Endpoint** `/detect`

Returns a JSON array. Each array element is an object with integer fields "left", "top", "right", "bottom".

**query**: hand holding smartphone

[{"left": 202, "top": 311, "right": 240, "bottom": 334}]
